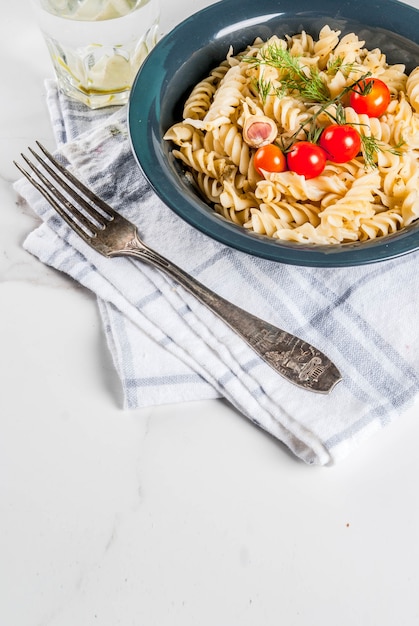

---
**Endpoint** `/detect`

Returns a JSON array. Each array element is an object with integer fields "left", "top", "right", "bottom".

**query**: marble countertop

[{"left": 2, "top": 2, "right": 419, "bottom": 624}]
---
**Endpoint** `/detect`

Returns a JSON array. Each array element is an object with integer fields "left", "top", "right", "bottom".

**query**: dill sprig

[
  {"left": 326, "top": 57, "right": 360, "bottom": 77},
  {"left": 256, "top": 77, "right": 273, "bottom": 104},
  {"left": 361, "top": 136, "right": 404, "bottom": 169},
  {"left": 254, "top": 77, "right": 287, "bottom": 104},
  {"left": 244, "top": 44, "right": 331, "bottom": 103}
]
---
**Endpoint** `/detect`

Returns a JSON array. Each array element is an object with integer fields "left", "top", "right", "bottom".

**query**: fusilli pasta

[{"left": 164, "top": 25, "right": 419, "bottom": 245}]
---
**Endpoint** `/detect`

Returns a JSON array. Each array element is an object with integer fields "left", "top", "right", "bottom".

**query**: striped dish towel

[{"left": 14, "top": 80, "right": 419, "bottom": 465}]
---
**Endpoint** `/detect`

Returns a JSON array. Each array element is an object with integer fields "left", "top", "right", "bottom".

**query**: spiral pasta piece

[
  {"left": 183, "top": 61, "right": 230, "bottom": 120},
  {"left": 263, "top": 95, "right": 311, "bottom": 138},
  {"left": 186, "top": 64, "right": 251, "bottom": 131},
  {"left": 329, "top": 32, "right": 365, "bottom": 65},
  {"left": 215, "top": 123, "right": 251, "bottom": 176},
  {"left": 343, "top": 107, "right": 386, "bottom": 139},
  {"left": 172, "top": 145, "right": 229, "bottom": 179},
  {"left": 378, "top": 64, "right": 407, "bottom": 95},
  {"left": 314, "top": 25, "right": 341, "bottom": 69},
  {"left": 286, "top": 30, "right": 316, "bottom": 59},
  {"left": 253, "top": 181, "right": 321, "bottom": 223},
  {"left": 194, "top": 172, "right": 224, "bottom": 204},
  {"left": 360, "top": 210, "right": 404, "bottom": 239},
  {"left": 406, "top": 67, "right": 419, "bottom": 112}
]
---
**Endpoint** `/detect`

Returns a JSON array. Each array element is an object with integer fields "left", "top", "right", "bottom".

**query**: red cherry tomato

[
  {"left": 254, "top": 143, "right": 287, "bottom": 175},
  {"left": 349, "top": 77, "right": 391, "bottom": 117},
  {"left": 319, "top": 124, "right": 361, "bottom": 163},
  {"left": 286, "top": 141, "right": 327, "bottom": 178}
]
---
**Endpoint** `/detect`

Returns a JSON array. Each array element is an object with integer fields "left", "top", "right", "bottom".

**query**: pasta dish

[{"left": 163, "top": 26, "right": 419, "bottom": 245}]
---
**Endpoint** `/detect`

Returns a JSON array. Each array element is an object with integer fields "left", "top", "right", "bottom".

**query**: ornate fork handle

[{"left": 117, "top": 237, "right": 342, "bottom": 394}]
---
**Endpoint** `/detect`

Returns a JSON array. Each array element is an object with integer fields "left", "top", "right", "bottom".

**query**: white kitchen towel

[{"left": 15, "top": 80, "right": 419, "bottom": 465}]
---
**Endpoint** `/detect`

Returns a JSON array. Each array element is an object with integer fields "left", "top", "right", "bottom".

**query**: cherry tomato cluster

[{"left": 254, "top": 78, "right": 391, "bottom": 179}]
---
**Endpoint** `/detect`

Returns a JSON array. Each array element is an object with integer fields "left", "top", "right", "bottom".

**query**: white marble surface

[{"left": 2, "top": 2, "right": 419, "bottom": 624}]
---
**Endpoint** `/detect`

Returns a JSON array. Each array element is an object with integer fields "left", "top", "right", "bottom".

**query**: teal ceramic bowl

[{"left": 128, "top": 0, "right": 419, "bottom": 267}]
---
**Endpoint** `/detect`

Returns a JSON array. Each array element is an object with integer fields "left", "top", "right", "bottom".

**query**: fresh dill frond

[
  {"left": 326, "top": 57, "right": 360, "bottom": 77},
  {"left": 361, "top": 135, "right": 379, "bottom": 168},
  {"left": 361, "top": 136, "right": 404, "bottom": 169},
  {"left": 390, "top": 139, "right": 406, "bottom": 154},
  {"left": 257, "top": 45, "right": 300, "bottom": 72},
  {"left": 299, "top": 67, "right": 330, "bottom": 102},
  {"left": 257, "top": 77, "right": 273, "bottom": 104},
  {"left": 333, "top": 102, "right": 347, "bottom": 125},
  {"left": 244, "top": 44, "right": 331, "bottom": 103},
  {"left": 326, "top": 57, "right": 344, "bottom": 74}
]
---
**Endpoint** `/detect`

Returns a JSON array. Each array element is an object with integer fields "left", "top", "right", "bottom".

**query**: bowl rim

[{"left": 128, "top": 0, "right": 419, "bottom": 267}]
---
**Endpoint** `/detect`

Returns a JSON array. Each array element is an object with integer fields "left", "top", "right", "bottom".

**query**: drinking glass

[{"left": 32, "top": 0, "right": 160, "bottom": 108}]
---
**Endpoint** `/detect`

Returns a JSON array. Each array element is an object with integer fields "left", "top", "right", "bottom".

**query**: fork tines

[{"left": 14, "top": 141, "right": 115, "bottom": 240}]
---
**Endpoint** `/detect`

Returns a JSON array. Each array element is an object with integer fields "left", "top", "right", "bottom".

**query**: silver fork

[{"left": 15, "top": 142, "right": 342, "bottom": 393}]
